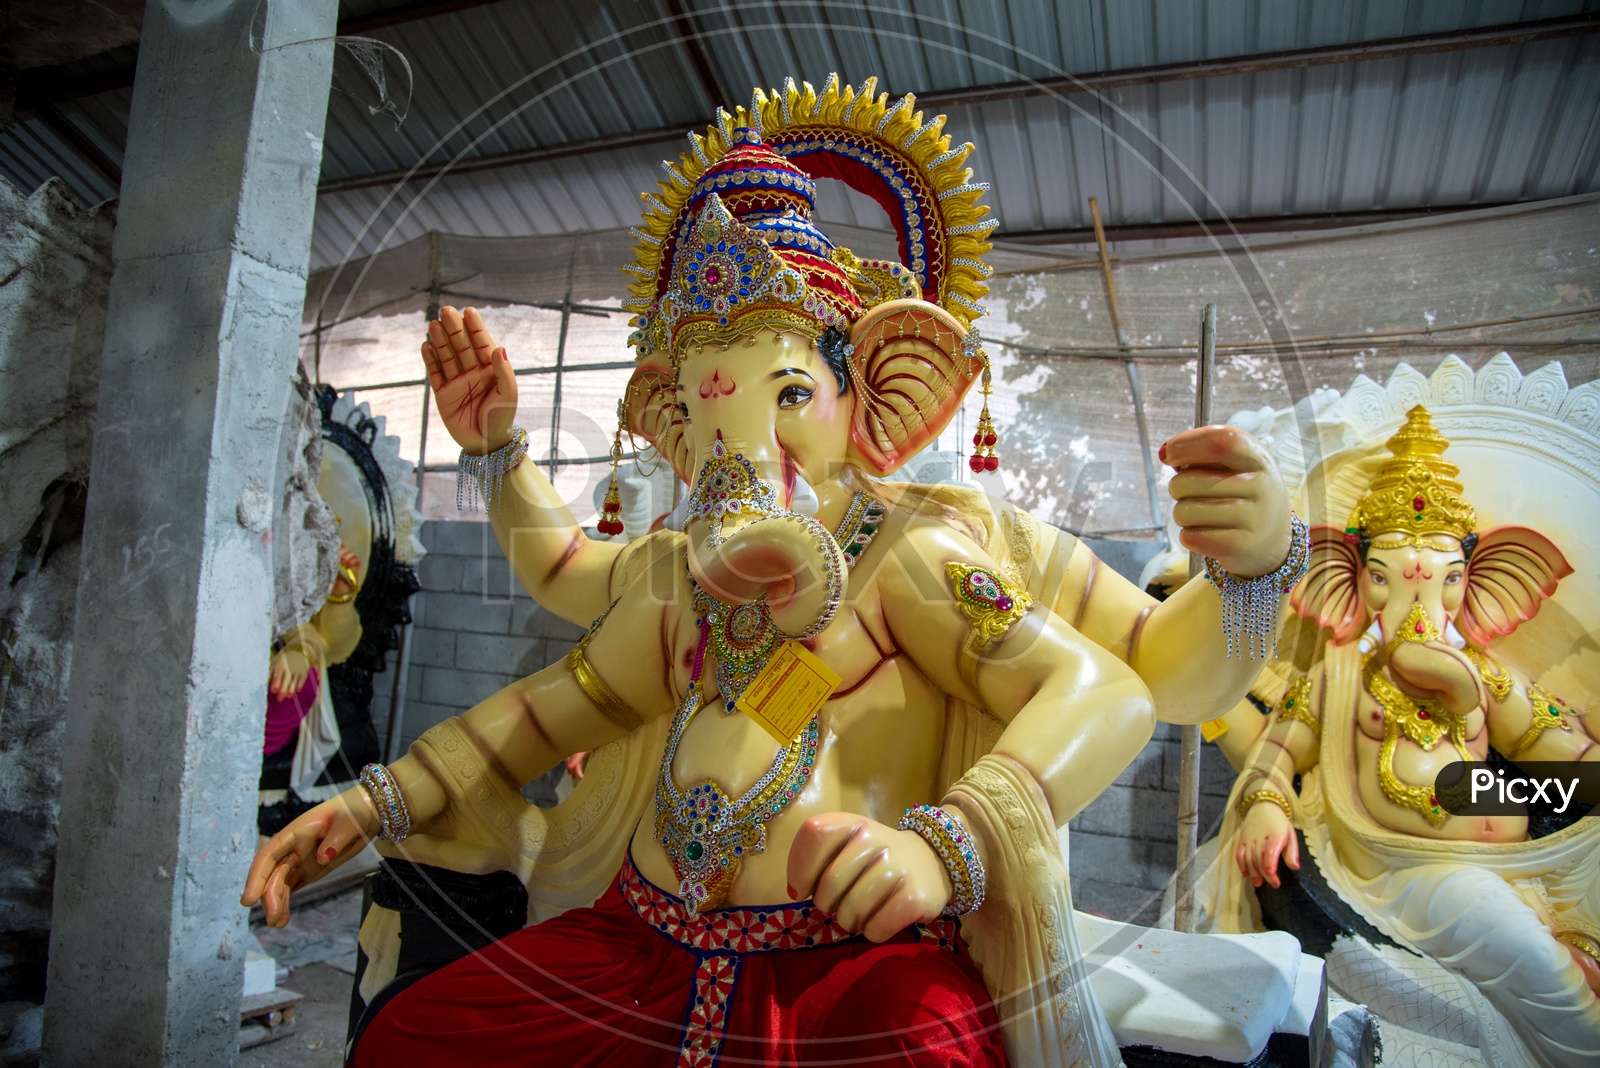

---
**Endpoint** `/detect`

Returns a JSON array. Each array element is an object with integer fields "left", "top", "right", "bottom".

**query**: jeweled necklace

[
  {"left": 1365, "top": 654, "right": 1471, "bottom": 826},
  {"left": 656, "top": 492, "right": 883, "bottom": 915},
  {"left": 691, "top": 492, "right": 886, "bottom": 714}
]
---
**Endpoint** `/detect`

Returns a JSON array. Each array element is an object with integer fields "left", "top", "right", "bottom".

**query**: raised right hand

[
  {"left": 1236, "top": 797, "right": 1298, "bottom": 889},
  {"left": 422, "top": 305, "right": 518, "bottom": 455},
  {"left": 241, "top": 788, "right": 380, "bottom": 927}
]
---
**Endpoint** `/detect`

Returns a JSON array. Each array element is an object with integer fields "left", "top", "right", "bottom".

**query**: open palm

[{"left": 421, "top": 305, "right": 518, "bottom": 455}]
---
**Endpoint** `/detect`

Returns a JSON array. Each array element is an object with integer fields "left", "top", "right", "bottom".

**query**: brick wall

[{"left": 378, "top": 520, "right": 1238, "bottom": 926}]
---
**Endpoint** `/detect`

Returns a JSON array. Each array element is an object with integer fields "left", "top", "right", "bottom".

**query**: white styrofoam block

[
  {"left": 242, "top": 950, "right": 276, "bottom": 997},
  {"left": 1279, "top": 953, "right": 1327, "bottom": 1036},
  {"left": 1074, "top": 911, "right": 1302, "bottom": 1063}
]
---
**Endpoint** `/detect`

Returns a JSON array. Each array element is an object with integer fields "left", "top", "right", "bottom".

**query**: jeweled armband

[
  {"left": 457, "top": 425, "right": 529, "bottom": 512},
  {"left": 1505, "top": 681, "right": 1575, "bottom": 758},
  {"left": 946, "top": 563, "right": 1033, "bottom": 692},
  {"left": 1276, "top": 675, "right": 1318, "bottom": 735},
  {"left": 358, "top": 763, "right": 412, "bottom": 843},
  {"left": 899, "top": 804, "right": 987, "bottom": 917},
  {"left": 1203, "top": 511, "right": 1310, "bottom": 660}
]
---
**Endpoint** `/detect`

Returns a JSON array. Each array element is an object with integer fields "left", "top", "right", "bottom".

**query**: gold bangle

[
  {"left": 326, "top": 562, "right": 360, "bottom": 604},
  {"left": 1556, "top": 930, "right": 1600, "bottom": 964},
  {"left": 1239, "top": 789, "right": 1294, "bottom": 824},
  {"left": 567, "top": 630, "right": 643, "bottom": 731}
]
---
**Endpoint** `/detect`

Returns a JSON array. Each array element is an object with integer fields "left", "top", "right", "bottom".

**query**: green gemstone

[
  {"left": 859, "top": 523, "right": 876, "bottom": 535},
  {"left": 845, "top": 543, "right": 863, "bottom": 556},
  {"left": 1284, "top": 699, "right": 1295, "bottom": 709},
  {"left": 1413, "top": 514, "right": 1424, "bottom": 523},
  {"left": 1548, "top": 704, "right": 1561, "bottom": 717},
  {"left": 685, "top": 840, "right": 704, "bottom": 861}
]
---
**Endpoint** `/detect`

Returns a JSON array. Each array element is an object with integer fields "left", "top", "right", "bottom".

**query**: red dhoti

[{"left": 354, "top": 853, "right": 1008, "bottom": 1066}]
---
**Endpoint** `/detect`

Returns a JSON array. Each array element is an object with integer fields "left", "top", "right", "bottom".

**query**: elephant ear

[
  {"left": 1458, "top": 526, "right": 1572, "bottom": 647},
  {"left": 621, "top": 360, "right": 693, "bottom": 484},
  {"left": 846, "top": 298, "right": 981, "bottom": 477},
  {"left": 1290, "top": 525, "right": 1365, "bottom": 642}
]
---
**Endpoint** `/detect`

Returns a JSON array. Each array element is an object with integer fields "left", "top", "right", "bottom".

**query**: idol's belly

[
  {"left": 1352, "top": 733, "right": 1529, "bottom": 843},
  {"left": 630, "top": 667, "right": 948, "bottom": 907}
]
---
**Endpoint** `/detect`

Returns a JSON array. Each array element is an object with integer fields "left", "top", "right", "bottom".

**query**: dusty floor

[
  {"left": 246, "top": 883, "right": 365, "bottom": 1066},
  {"left": 243, "top": 962, "right": 351, "bottom": 1068}
]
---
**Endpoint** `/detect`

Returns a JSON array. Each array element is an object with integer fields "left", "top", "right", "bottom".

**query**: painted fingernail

[
  {"left": 786, "top": 884, "right": 796, "bottom": 898},
  {"left": 1158, "top": 442, "right": 1168, "bottom": 462}
]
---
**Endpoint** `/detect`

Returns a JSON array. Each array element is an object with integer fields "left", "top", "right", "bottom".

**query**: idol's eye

[
  {"left": 1369, "top": 570, "right": 1387, "bottom": 585},
  {"left": 778, "top": 384, "right": 814, "bottom": 409},
  {"left": 1444, "top": 571, "right": 1463, "bottom": 585}
]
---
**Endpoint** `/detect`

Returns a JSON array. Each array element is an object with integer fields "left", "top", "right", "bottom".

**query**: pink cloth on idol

[{"left": 264, "top": 667, "right": 320, "bottom": 755}]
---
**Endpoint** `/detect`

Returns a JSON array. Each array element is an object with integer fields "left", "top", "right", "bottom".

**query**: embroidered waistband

[
  {"left": 618, "top": 853, "right": 958, "bottom": 1068},
  {"left": 618, "top": 853, "right": 958, "bottom": 955}
]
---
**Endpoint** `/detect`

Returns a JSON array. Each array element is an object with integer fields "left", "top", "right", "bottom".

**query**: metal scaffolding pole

[{"left": 1174, "top": 302, "right": 1217, "bottom": 934}]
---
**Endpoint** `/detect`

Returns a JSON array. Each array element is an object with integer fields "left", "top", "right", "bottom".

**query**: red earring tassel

[{"left": 968, "top": 361, "right": 1000, "bottom": 473}]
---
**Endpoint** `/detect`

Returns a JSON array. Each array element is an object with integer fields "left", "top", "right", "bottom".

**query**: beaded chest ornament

[{"left": 656, "top": 493, "right": 883, "bottom": 915}]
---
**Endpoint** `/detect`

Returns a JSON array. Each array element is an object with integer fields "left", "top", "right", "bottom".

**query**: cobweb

[{"left": 332, "top": 36, "right": 413, "bottom": 129}]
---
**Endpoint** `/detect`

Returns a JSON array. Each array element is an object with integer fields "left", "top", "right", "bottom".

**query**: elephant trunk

[{"left": 684, "top": 459, "right": 839, "bottom": 638}]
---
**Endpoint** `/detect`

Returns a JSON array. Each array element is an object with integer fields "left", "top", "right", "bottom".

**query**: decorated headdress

[
  {"left": 1343, "top": 405, "right": 1478, "bottom": 549},
  {"left": 623, "top": 75, "right": 997, "bottom": 359}
]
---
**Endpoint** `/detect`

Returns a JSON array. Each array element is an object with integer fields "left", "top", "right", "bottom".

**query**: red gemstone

[
  {"left": 1429, "top": 794, "right": 1438, "bottom": 805},
  {"left": 1413, "top": 495, "right": 1426, "bottom": 512},
  {"left": 1415, "top": 619, "right": 1426, "bottom": 633},
  {"left": 995, "top": 595, "right": 1013, "bottom": 611},
  {"left": 705, "top": 265, "right": 721, "bottom": 285},
  {"left": 968, "top": 455, "right": 985, "bottom": 473},
  {"left": 1417, "top": 709, "right": 1430, "bottom": 720},
  {"left": 984, "top": 455, "right": 999, "bottom": 471}
]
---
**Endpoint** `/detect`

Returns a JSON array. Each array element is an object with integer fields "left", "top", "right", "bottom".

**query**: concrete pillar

[{"left": 43, "top": 1, "right": 336, "bottom": 1064}]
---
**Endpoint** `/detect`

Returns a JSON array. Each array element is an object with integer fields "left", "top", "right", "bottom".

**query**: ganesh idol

[
  {"left": 1204, "top": 404, "right": 1600, "bottom": 1065},
  {"left": 244, "top": 76, "right": 1309, "bottom": 1066}
]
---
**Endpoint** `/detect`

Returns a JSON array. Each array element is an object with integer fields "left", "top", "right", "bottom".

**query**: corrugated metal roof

[{"left": 3, "top": 0, "right": 1598, "bottom": 268}]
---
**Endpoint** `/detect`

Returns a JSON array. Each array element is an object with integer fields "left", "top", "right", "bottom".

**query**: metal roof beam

[
  {"left": 662, "top": 0, "right": 735, "bottom": 111},
  {"left": 994, "top": 204, "right": 1525, "bottom": 245},
  {"left": 313, "top": 12, "right": 1600, "bottom": 197},
  {"left": 918, "top": 12, "right": 1600, "bottom": 110}
]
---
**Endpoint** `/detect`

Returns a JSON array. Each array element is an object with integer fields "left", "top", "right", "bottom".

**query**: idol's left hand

[
  {"left": 787, "top": 812, "right": 952, "bottom": 943},
  {"left": 1163, "top": 425, "right": 1292, "bottom": 578}
]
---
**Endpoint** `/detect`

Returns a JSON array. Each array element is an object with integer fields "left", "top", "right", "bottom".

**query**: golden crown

[
  {"left": 1345, "top": 405, "right": 1477, "bottom": 546},
  {"left": 622, "top": 75, "right": 997, "bottom": 357}
]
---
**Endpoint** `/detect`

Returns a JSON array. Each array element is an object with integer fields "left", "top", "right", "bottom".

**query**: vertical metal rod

[
  {"left": 384, "top": 622, "right": 413, "bottom": 763},
  {"left": 1174, "top": 301, "right": 1217, "bottom": 934},
  {"left": 416, "top": 383, "right": 431, "bottom": 513},
  {"left": 549, "top": 292, "right": 572, "bottom": 481},
  {"left": 420, "top": 233, "right": 441, "bottom": 513},
  {"left": 313, "top": 306, "right": 323, "bottom": 384},
  {"left": 1090, "top": 196, "right": 1165, "bottom": 540}
]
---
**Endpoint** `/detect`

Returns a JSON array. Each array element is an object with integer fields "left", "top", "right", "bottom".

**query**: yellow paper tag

[
  {"left": 739, "top": 641, "right": 842, "bottom": 745},
  {"left": 1200, "top": 717, "right": 1231, "bottom": 743}
]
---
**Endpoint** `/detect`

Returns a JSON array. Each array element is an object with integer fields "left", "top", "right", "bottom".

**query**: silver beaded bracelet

[
  {"left": 899, "top": 803, "right": 987, "bottom": 917},
  {"left": 456, "top": 425, "right": 529, "bottom": 512},
  {"left": 358, "top": 763, "right": 411, "bottom": 843},
  {"left": 1202, "top": 511, "right": 1311, "bottom": 660}
]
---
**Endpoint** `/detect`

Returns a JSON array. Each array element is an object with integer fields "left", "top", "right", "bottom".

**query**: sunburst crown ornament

[
  {"left": 623, "top": 75, "right": 996, "bottom": 360},
  {"left": 1345, "top": 405, "right": 1478, "bottom": 548}
]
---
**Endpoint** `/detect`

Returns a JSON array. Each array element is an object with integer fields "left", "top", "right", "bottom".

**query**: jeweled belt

[{"left": 617, "top": 854, "right": 957, "bottom": 1068}]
